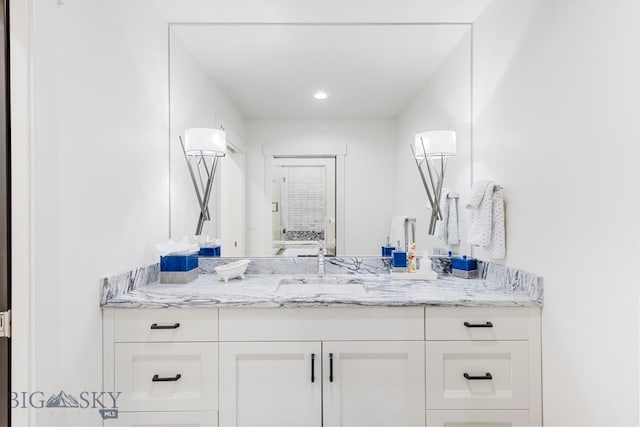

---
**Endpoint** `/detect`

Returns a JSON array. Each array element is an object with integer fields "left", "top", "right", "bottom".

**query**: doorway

[
  {"left": 0, "top": 0, "right": 10, "bottom": 425},
  {"left": 272, "top": 157, "right": 336, "bottom": 256}
]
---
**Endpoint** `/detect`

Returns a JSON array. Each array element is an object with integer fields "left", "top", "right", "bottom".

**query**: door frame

[
  {"left": 262, "top": 142, "right": 346, "bottom": 256},
  {"left": 0, "top": 0, "right": 9, "bottom": 424},
  {"left": 8, "top": 0, "right": 34, "bottom": 425}
]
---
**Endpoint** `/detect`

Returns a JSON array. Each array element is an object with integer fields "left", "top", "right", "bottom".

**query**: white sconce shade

[
  {"left": 184, "top": 128, "right": 226, "bottom": 156},
  {"left": 414, "top": 130, "right": 456, "bottom": 158}
]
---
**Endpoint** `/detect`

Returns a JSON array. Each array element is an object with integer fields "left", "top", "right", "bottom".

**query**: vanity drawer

[
  {"left": 426, "top": 307, "right": 533, "bottom": 341},
  {"left": 426, "top": 409, "right": 530, "bottom": 426},
  {"left": 426, "top": 341, "right": 529, "bottom": 410},
  {"left": 109, "top": 411, "right": 218, "bottom": 426},
  {"left": 114, "top": 309, "right": 218, "bottom": 342},
  {"left": 219, "top": 307, "right": 424, "bottom": 341},
  {"left": 114, "top": 342, "right": 218, "bottom": 412}
]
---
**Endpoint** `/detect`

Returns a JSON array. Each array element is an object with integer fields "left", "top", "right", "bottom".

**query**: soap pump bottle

[{"left": 407, "top": 242, "right": 417, "bottom": 273}]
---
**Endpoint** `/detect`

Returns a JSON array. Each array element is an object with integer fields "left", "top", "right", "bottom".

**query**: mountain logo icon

[{"left": 45, "top": 391, "right": 80, "bottom": 408}]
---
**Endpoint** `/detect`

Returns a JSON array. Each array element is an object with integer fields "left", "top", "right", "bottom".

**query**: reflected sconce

[
  {"left": 411, "top": 130, "right": 456, "bottom": 235},
  {"left": 179, "top": 127, "right": 227, "bottom": 235}
]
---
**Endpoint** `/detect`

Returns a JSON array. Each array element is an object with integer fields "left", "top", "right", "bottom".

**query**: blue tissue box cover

[
  {"left": 392, "top": 251, "right": 407, "bottom": 268},
  {"left": 381, "top": 246, "right": 396, "bottom": 257},
  {"left": 451, "top": 256, "right": 478, "bottom": 271},
  {"left": 160, "top": 254, "right": 199, "bottom": 272},
  {"left": 199, "top": 246, "right": 221, "bottom": 257}
]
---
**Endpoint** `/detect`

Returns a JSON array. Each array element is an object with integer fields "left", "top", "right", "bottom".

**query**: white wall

[
  {"left": 32, "top": 1, "right": 169, "bottom": 425},
  {"left": 473, "top": 0, "right": 640, "bottom": 424},
  {"left": 394, "top": 30, "right": 472, "bottom": 255},
  {"left": 169, "top": 33, "right": 246, "bottom": 240},
  {"left": 245, "top": 119, "right": 396, "bottom": 255}
]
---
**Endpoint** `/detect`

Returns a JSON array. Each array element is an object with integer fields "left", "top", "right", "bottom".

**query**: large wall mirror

[{"left": 169, "top": 24, "right": 472, "bottom": 257}]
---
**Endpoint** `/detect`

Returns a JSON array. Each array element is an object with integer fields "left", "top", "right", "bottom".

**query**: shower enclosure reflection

[{"left": 271, "top": 157, "right": 336, "bottom": 256}]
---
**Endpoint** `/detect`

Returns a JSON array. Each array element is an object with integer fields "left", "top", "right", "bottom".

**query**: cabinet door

[
  {"left": 323, "top": 341, "right": 425, "bottom": 427},
  {"left": 219, "top": 342, "right": 321, "bottom": 427}
]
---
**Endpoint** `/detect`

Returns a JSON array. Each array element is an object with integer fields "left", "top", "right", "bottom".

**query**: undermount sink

[{"left": 276, "top": 276, "right": 366, "bottom": 296}]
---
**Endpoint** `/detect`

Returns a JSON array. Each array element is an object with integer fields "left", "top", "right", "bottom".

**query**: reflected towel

[
  {"left": 390, "top": 216, "right": 409, "bottom": 251},
  {"left": 447, "top": 194, "right": 460, "bottom": 245},
  {"left": 435, "top": 189, "right": 460, "bottom": 245}
]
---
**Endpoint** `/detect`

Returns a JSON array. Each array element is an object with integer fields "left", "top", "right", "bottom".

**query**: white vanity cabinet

[
  {"left": 425, "top": 307, "right": 542, "bottom": 427},
  {"left": 103, "top": 305, "right": 541, "bottom": 427}
]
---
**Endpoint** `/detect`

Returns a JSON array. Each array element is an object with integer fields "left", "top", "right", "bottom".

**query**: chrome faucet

[{"left": 317, "top": 242, "right": 326, "bottom": 277}]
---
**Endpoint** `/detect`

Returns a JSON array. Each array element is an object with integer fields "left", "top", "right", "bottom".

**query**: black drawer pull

[
  {"left": 150, "top": 323, "right": 180, "bottom": 330},
  {"left": 463, "top": 372, "right": 493, "bottom": 380},
  {"left": 329, "top": 353, "right": 334, "bottom": 382},
  {"left": 152, "top": 374, "right": 182, "bottom": 382},
  {"left": 311, "top": 353, "right": 316, "bottom": 383},
  {"left": 463, "top": 321, "right": 493, "bottom": 328}
]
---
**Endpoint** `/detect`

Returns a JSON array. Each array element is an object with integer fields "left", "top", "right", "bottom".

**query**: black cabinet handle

[
  {"left": 311, "top": 354, "right": 315, "bottom": 383},
  {"left": 463, "top": 372, "right": 493, "bottom": 380},
  {"left": 152, "top": 374, "right": 182, "bottom": 382},
  {"left": 150, "top": 323, "right": 180, "bottom": 330},
  {"left": 463, "top": 321, "right": 493, "bottom": 328},
  {"left": 329, "top": 353, "right": 334, "bottom": 382}
]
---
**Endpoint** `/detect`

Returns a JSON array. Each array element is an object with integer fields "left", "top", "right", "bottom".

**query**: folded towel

[{"left": 466, "top": 181, "right": 505, "bottom": 259}]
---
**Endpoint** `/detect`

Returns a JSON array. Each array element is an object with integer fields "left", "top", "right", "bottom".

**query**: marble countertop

[{"left": 101, "top": 272, "right": 543, "bottom": 309}]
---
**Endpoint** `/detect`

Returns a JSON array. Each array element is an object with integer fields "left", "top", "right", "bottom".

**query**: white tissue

[
  {"left": 194, "top": 235, "right": 221, "bottom": 248},
  {"left": 155, "top": 236, "right": 199, "bottom": 256}
]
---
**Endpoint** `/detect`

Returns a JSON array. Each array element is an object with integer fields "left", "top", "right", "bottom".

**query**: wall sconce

[
  {"left": 179, "top": 127, "right": 227, "bottom": 235},
  {"left": 411, "top": 130, "right": 456, "bottom": 235}
]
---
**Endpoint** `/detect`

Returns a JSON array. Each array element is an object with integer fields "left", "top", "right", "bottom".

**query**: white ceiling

[
  {"left": 172, "top": 24, "right": 470, "bottom": 119},
  {"left": 156, "top": 0, "right": 492, "bottom": 119}
]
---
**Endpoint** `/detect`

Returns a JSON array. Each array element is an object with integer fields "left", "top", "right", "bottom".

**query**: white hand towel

[
  {"left": 466, "top": 180, "right": 506, "bottom": 259},
  {"left": 434, "top": 189, "right": 460, "bottom": 246},
  {"left": 434, "top": 189, "right": 450, "bottom": 242},
  {"left": 447, "top": 196, "right": 460, "bottom": 245},
  {"left": 467, "top": 180, "right": 494, "bottom": 247},
  {"left": 489, "top": 188, "right": 505, "bottom": 258}
]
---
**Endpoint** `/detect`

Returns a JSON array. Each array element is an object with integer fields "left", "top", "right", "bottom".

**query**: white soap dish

[
  {"left": 391, "top": 270, "right": 438, "bottom": 281},
  {"left": 215, "top": 259, "right": 251, "bottom": 282}
]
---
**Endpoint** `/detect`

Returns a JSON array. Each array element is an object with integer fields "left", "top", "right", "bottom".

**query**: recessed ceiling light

[{"left": 313, "top": 92, "right": 328, "bottom": 100}]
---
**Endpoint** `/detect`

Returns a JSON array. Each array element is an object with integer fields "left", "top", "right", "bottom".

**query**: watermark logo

[
  {"left": 12, "top": 390, "right": 121, "bottom": 420},
  {"left": 98, "top": 408, "right": 119, "bottom": 420},
  {"left": 45, "top": 391, "right": 80, "bottom": 408}
]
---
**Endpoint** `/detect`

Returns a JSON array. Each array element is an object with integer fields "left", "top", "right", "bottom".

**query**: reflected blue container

[
  {"left": 381, "top": 245, "right": 396, "bottom": 257},
  {"left": 199, "top": 246, "right": 221, "bottom": 257},
  {"left": 160, "top": 253, "right": 199, "bottom": 272},
  {"left": 451, "top": 255, "right": 478, "bottom": 271},
  {"left": 391, "top": 250, "right": 407, "bottom": 268}
]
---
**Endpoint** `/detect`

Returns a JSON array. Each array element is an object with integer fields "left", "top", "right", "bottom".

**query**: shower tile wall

[{"left": 285, "top": 166, "right": 325, "bottom": 241}]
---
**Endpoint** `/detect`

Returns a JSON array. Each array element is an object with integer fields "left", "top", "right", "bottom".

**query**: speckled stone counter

[{"left": 100, "top": 257, "right": 543, "bottom": 309}]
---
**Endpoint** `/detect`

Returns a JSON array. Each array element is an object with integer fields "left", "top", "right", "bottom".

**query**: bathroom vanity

[{"left": 101, "top": 259, "right": 543, "bottom": 427}]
